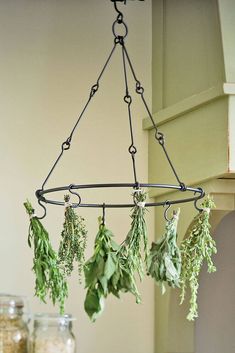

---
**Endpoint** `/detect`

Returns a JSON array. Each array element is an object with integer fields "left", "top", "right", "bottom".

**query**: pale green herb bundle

[
  {"left": 114, "top": 244, "right": 141, "bottom": 304},
  {"left": 180, "top": 196, "right": 217, "bottom": 321},
  {"left": 118, "top": 190, "right": 148, "bottom": 280},
  {"left": 147, "top": 208, "right": 181, "bottom": 294},
  {"left": 24, "top": 200, "right": 68, "bottom": 314},
  {"left": 84, "top": 218, "right": 119, "bottom": 321},
  {"left": 58, "top": 195, "right": 87, "bottom": 281}
]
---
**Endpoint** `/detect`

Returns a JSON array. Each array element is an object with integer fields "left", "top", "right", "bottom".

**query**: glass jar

[
  {"left": 0, "top": 294, "right": 29, "bottom": 353},
  {"left": 30, "top": 314, "right": 76, "bottom": 353}
]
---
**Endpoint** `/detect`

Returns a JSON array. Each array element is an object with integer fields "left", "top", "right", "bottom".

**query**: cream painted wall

[
  {"left": 196, "top": 211, "right": 235, "bottom": 353},
  {"left": 0, "top": 1, "right": 154, "bottom": 353}
]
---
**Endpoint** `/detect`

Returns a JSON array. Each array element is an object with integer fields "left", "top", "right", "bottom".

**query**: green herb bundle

[
  {"left": 113, "top": 245, "right": 141, "bottom": 304},
  {"left": 58, "top": 195, "right": 87, "bottom": 281},
  {"left": 118, "top": 190, "right": 148, "bottom": 279},
  {"left": 147, "top": 209, "right": 181, "bottom": 294},
  {"left": 84, "top": 218, "right": 119, "bottom": 322},
  {"left": 180, "top": 196, "right": 216, "bottom": 321},
  {"left": 24, "top": 200, "right": 68, "bottom": 314}
]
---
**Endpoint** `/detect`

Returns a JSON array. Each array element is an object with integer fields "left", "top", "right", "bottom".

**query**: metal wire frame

[
  {"left": 34, "top": 0, "right": 205, "bottom": 219},
  {"left": 36, "top": 183, "right": 204, "bottom": 209}
]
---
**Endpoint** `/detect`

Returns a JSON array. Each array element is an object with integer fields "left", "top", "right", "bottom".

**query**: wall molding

[{"left": 143, "top": 83, "right": 225, "bottom": 130}]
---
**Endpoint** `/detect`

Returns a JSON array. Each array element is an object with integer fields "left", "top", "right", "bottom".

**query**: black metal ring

[
  {"left": 35, "top": 183, "right": 205, "bottom": 209},
  {"left": 112, "top": 20, "right": 128, "bottom": 39}
]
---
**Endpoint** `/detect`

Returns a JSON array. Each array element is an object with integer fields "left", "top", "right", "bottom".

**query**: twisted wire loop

[{"left": 35, "top": 0, "right": 205, "bottom": 214}]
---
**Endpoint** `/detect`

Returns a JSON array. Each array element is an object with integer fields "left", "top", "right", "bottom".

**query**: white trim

[{"left": 224, "top": 83, "right": 235, "bottom": 95}]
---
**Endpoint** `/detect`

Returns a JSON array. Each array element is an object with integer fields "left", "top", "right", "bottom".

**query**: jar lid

[{"left": 0, "top": 294, "right": 24, "bottom": 308}]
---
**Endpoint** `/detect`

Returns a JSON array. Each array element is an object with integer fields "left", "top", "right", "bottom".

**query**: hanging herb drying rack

[
  {"left": 25, "top": 0, "right": 217, "bottom": 322},
  {"left": 34, "top": 0, "right": 205, "bottom": 219}
]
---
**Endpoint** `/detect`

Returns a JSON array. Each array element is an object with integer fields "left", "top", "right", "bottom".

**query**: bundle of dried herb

[
  {"left": 24, "top": 200, "right": 68, "bottom": 314},
  {"left": 180, "top": 196, "right": 217, "bottom": 321},
  {"left": 58, "top": 195, "right": 87, "bottom": 281},
  {"left": 147, "top": 209, "right": 181, "bottom": 294},
  {"left": 84, "top": 218, "right": 119, "bottom": 321},
  {"left": 112, "top": 245, "right": 141, "bottom": 304},
  {"left": 118, "top": 190, "right": 148, "bottom": 279}
]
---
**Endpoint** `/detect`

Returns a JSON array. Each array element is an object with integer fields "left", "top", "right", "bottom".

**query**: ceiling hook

[
  {"left": 112, "top": 0, "right": 125, "bottom": 22},
  {"left": 68, "top": 184, "right": 82, "bottom": 208}
]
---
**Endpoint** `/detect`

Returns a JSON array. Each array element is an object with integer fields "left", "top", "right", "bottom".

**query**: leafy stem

[{"left": 24, "top": 200, "right": 68, "bottom": 314}]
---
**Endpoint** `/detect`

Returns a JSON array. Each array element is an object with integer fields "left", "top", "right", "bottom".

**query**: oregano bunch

[
  {"left": 58, "top": 195, "right": 87, "bottom": 281},
  {"left": 147, "top": 208, "right": 181, "bottom": 294},
  {"left": 180, "top": 195, "right": 217, "bottom": 321},
  {"left": 24, "top": 200, "right": 68, "bottom": 314}
]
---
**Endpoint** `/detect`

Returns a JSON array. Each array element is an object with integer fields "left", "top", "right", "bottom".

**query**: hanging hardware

[
  {"left": 102, "top": 204, "right": 106, "bottom": 225},
  {"left": 163, "top": 201, "right": 171, "bottom": 222},
  {"left": 68, "top": 184, "right": 82, "bottom": 208},
  {"left": 35, "top": 0, "right": 205, "bottom": 216},
  {"left": 194, "top": 188, "right": 206, "bottom": 212},
  {"left": 36, "top": 200, "right": 47, "bottom": 220}
]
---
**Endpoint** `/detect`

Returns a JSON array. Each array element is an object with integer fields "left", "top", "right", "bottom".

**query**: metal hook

[
  {"left": 163, "top": 201, "right": 171, "bottom": 222},
  {"left": 36, "top": 199, "right": 47, "bottom": 220},
  {"left": 68, "top": 184, "right": 82, "bottom": 208},
  {"left": 102, "top": 203, "right": 106, "bottom": 225},
  {"left": 194, "top": 187, "right": 205, "bottom": 212},
  {"left": 112, "top": 0, "right": 126, "bottom": 22}
]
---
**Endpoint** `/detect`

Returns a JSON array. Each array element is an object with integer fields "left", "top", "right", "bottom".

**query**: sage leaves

[
  {"left": 24, "top": 200, "right": 68, "bottom": 314},
  {"left": 180, "top": 196, "right": 217, "bottom": 321},
  {"left": 84, "top": 218, "right": 119, "bottom": 321},
  {"left": 147, "top": 209, "right": 181, "bottom": 294},
  {"left": 58, "top": 195, "right": 87, "bottom": 280},
  {"left": 84, "top": 193, "right": 149, "bottom": 322}
]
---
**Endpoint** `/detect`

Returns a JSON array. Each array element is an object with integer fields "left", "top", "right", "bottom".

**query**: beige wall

[
  {"left": 0, "top": 1, "right": 154, "bottom": 353},
  {"left": 196, "top": 211, "right": 235, "bottom": 353}
]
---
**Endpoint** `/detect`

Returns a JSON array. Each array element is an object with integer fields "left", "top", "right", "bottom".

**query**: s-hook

[
  {"left": 37, "top": 199, "right": 47, "bottom": 220},
  {"left": 163, "top": 201, "right": 171, "bottom": 222},
  {"left": 68, "top": 184, "right": 82, "bottom": 208},
  {"left": 102, "top": 203, "right": 106, "bottom": 225},
  {"left": 194, "top": 187, "right": 205, "bottom": 213}
]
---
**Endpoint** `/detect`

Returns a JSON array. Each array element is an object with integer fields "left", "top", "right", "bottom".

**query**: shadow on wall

[{"left": 196, "top": 211, "right": 235, "bottom": 353}]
